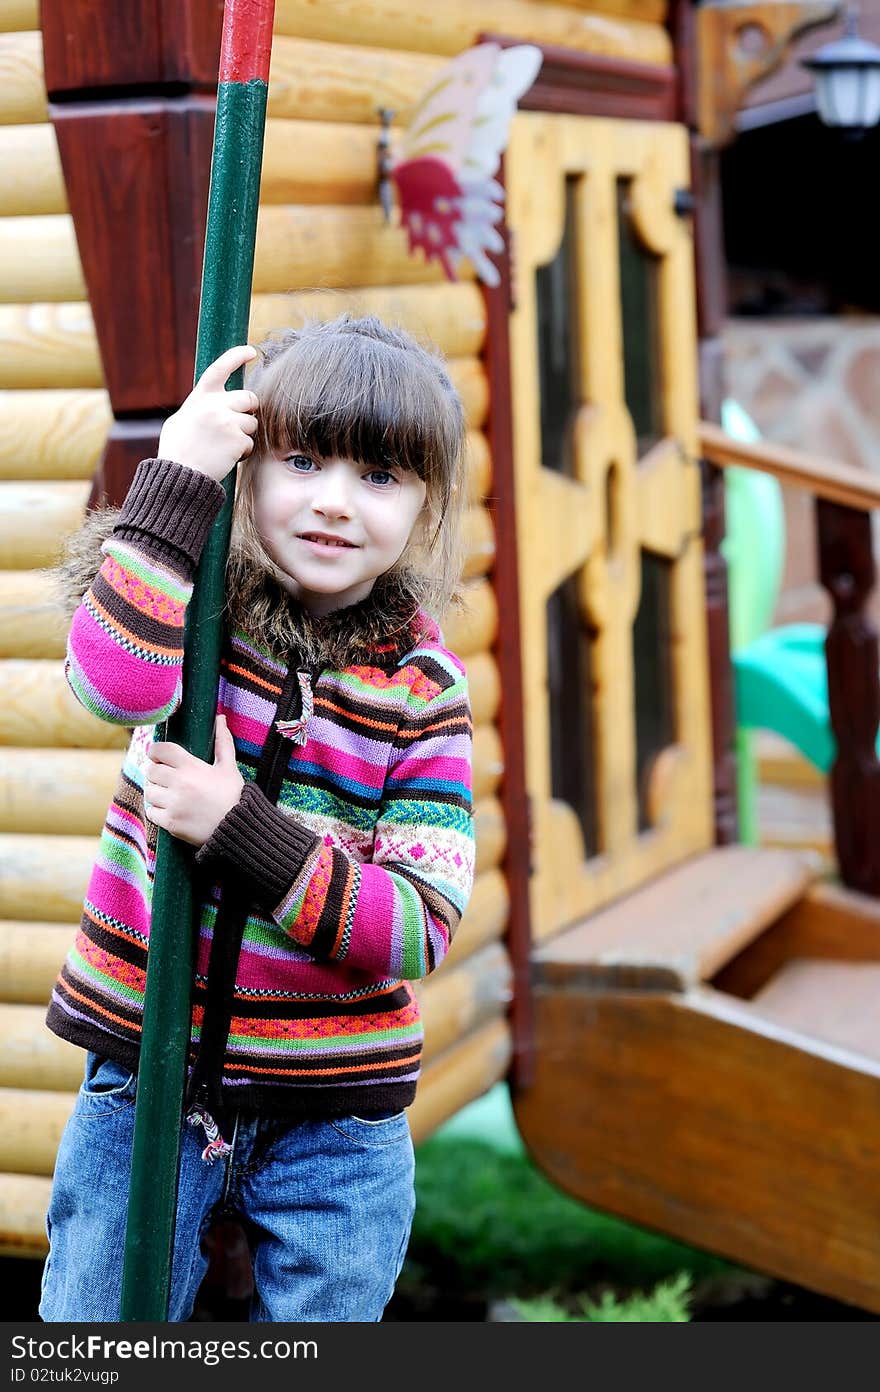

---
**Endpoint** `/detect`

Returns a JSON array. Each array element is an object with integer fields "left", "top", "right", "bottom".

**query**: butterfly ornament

[{"left": 378, "top": 43, "right": 543, "bottom": 287}]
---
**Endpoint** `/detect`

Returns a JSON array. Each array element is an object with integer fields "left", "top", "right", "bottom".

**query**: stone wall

[{"left": 722, "top": 317, "right": 880, "bottom": 626}]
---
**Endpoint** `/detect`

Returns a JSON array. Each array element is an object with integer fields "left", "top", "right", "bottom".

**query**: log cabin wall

[{"left": 0, "top": 0, "right": 676, "bottom": 1256}]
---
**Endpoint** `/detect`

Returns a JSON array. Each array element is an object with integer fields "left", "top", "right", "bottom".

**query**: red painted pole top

[{"left": 219, "top": 0, "right": 275, "bottom": 83}]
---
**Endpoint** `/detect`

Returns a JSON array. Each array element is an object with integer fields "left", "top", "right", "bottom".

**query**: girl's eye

[
  {"left": 284, "top": 453, "right": 316, "bottom": 472},
  {"left": 365, "top": 468, "right": 396, "bottom": 486}
]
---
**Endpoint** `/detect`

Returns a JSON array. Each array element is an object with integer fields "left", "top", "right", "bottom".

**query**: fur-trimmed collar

[{"left": 52, "top": 507, "right": 438, "bottom": 672}]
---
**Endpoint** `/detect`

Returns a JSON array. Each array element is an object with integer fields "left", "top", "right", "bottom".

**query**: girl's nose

[{"left": 312, "top": 466, "right": 353, "bottom": 518}]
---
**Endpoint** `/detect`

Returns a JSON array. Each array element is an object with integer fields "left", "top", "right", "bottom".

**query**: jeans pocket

[
  {"left": 329, "top": 1112, "right": 410, "bottom": 1148},
  {"left": 75, "top": 1051, "right": 137, "bottom": 1117}
]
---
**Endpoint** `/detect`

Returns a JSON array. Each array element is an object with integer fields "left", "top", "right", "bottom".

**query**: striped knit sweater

[{"left": 46, "top": 458, "right": 475, "bottom": 1120}]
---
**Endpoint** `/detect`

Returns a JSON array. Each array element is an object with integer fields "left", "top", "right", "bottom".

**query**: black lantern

[{"left": 802, "top": 4, "right": 880, "bottom": 135}]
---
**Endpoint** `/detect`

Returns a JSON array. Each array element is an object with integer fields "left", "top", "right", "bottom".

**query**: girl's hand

[
  {"left": 144, "top": 714, "right": 244, "bottom": 846},
  {"left": 157, "top": 344, "right": 259, "bottom": 481}
]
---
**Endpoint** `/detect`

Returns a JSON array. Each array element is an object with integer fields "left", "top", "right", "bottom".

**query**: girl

[{"left": 40, "top": 314, "right": 475, "bottom": 1322}]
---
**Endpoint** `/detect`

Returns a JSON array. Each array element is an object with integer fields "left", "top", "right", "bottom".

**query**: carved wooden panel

[{"left": 505, "top": 113, "right": 714, "bottom": 942}]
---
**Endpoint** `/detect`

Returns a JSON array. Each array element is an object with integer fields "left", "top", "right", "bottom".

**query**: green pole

[{"left": 120, "top": 0, "right": 276, "bottom": 1322}]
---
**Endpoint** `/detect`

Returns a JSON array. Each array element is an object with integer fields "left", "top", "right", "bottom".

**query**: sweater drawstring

[
  {"left": 275, "top": 669, "right": 314, "bottom": 746},
  {"left": 186, "top": 1104, "right": 233, "bottom": 1165}
]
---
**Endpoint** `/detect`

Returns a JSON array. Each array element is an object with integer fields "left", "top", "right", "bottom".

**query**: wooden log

[
  {"left": 472, "top": 799, "right": 507, "bottom": 878},
  {"left": 0, "top": 571, "right": 68, "bottom": 658},
  {"left": 0, "top": 834, "right": 95, "bottom": 922},
  {"left": 416, "top": 940, "right": 512, "bottom": 1063},
  {"left": 267, "top": 36, "right": 440, "bottom": 125},
  {"left": 0, "top": 388, "right": 110, "bottom": 480},
  {"left": 271, "top": 3, "right": 672, "bottom": 64},
  {"left": 447, "top": 359, "right": 487, "bottom": 429},
  {"left": 0, "top": 2, "right": 39, "bottom": 32},
  {"left": 0, "top": 920, "right": 74, "bottom": 1003},
  {"left": 0, "top": 214, "right": 85, "bottom": 303},
  {"left": 0, "top": 1171, "right": 51, "bottom": 1256},
  {"left": 408, "top": 1017, "right": 511, "bottom": 1145},
  {"left": 0, "top": 302, "right": 102, "bottom": 389},
  {"left": 0, "top": 748, "right": 124, "bottom": 833},
  {"left": 472, "top": 724, "right": 503, "bottom": 801},
  {"left": 0, "top": 661, "right": 127, "bottom": 748},
  {"left": 461, "top": 504, "right": 495, "bottom": 580},
  {"left": 253, "top": 204, "right": 467, "bottom": 293},
  {"left": 463, "top": 651, "right": 500, "bottom": 727},
  {"left": 249, "top": 282, "right": 486, "bottom": 360},
  {"left": 0, "top": 30, "right": 46, "bottom": 125},
  {"left": 449, "top": 866, "right": 509, "bottom": 964},
  {"left": 0, "top": 122, "right": 66, "bottom": 216},
  {"left": 443, "top": 577, "right": 497, "bottom": 657},
  {"left": 0, "top": 481, "right": 89, "bottom": 568},
  {"left": 0, "top": 1004, "right": 82, "bottom": 1090},
  {"left": 261, "top": 117, "right": 392, "bottom": 205},
  {"left": 465, "top": 430, "right": 491, "bottom": 503},
  {"left": 0, "top": 1087, "right": 75, "bottom": 1176}
]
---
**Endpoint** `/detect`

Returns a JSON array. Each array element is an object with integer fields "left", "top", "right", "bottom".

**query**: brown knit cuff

[
  {"left": 113, "top": 458, "right": 226, "bottom": 574},
  {"left": 195, "top": 781, "right": 322, "bottom": 906}
]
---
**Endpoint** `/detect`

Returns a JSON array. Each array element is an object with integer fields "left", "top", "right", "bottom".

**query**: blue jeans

[{"left": 40, "top": 1053, "right": 415, "bottom": 1322}]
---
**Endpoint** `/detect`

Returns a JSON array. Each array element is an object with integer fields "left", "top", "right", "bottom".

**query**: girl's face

[{"left": 251, "top": 450, "right": 428, "bottom": 616}]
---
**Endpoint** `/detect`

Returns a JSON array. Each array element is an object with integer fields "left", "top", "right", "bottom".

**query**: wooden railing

[{"left": 699, "top": 421, "right": 880, "bottom": 897}]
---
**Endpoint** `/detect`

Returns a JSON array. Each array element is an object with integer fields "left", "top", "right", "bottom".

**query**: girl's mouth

[{"left": 298, "top": 533, "right": 357, "bottom": 549}]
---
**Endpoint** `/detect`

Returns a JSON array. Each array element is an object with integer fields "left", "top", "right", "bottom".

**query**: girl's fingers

[
  {"left": 143, "top": 781, "right": 168, "bottom": 807},
  {"left": 195, "top": 345, "right": 257, "bottom": 393},
  {"left": 239, "top": 413, "right": 259, "bottom": 435},
  {"left": 225, "top": 389, "right": 259, "bottom": 413},
  {"left": 149, "top": 741, "right": 186, "bottom": 766}
]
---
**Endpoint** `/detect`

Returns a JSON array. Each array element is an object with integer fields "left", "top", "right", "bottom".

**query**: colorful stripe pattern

[{"left": 47, "top": 460, "right": 475, "bottom": 1117}]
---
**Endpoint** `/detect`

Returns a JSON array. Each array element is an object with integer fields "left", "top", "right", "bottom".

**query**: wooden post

[
  {"left": 818, "top": 499, "right": 880, "bottom": 895},
  {"left": 41, "top": 1, "right": 223, "bottom": 509},
  {"left": 119, "top": 0, "right": 276, "bottom": 1322}
]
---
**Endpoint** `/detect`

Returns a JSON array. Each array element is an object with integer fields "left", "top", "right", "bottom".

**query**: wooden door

[{"left": 505, "top": 113, "right": 714, "bottom": 944}]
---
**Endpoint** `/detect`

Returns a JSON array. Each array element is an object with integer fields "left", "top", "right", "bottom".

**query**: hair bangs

[{"left": 254, "top": 331, "right": 449, "bottom": 480}]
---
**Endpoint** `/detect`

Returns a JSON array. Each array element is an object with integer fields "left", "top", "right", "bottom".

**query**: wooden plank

[
  {"left": 461, "top": 505, "right": 494, "bottom": 580},
  {"left": 515, "top": 983, "right": 880, "bottom": 1312},
  {"left": 0, "top": 122, "right": 65, "bottom": 216},
  {"left": 261, "top": 117, "right": 391, "bottom": 204},
  {"left": 40, "top": 0, "right": 221, "bottom": 93},
  {"left": 252, "top": 204, "right": 463, "bottom": 291},
  {"left": 0, "top": 30, "right": 46, "bottom": 124},
  {"left": 0, "top": 2, "right": 39, "bottom": 31},
  {"left": 0, "top": 834, "right": 96, "bottom": 921},
  {"left": 472, "top": 801, "right": 506, "bottom": 879},
  {"left": 0, "top": 388, "right": 110, "bottom": 480},
  {"left": 699, "top": 419, "right": 880, "bottom": 513},
  {"left": 0, "top": 1087, "right": 75, "bottom": 1175},
  {"left": 0, "top": 214, "right": 85, "bottom": 302},
  {"left": 534, "top": 845, "right": 817, "bottom": 989},
  {"left": 0, "top": 570, "right": 68, "bottom": 659},
  {"left": 713, "top": 879, "right": 880, "bottom": 999},
  {"left": 752, "top": 960, "right": 880, "bottom": 1060},
  {"left": 271, "top": 1, "right": 672, "bottom": 61},
  {"left": 408, "top": 1018, "right": 511, "bottom": 1145},
  {"left": 449, "top": 867, "right": 508, "bottom": 966},
  {"left": 250, "top": 282, "right": 486, "bottom": 360},
  {"left": 0, "top": 1004, "right": 81, "bottom": 1089},
  {"left": 0, "top": 480, "right": 88, "bottom": 568},
  {"left": 417, "top": 941, "right": 512, "bottom": 1062},
  {"left": 0, "top": 662, "right": 127, "bottom": 749},
  {"left": 0, "top": 748, "right": 124, "bottom": 834},
  {"left": 0, "top": 920, "right": 75, "bottom": 1003},
  {"left": 0, "top": 1173, "right": 52, "bottom": 1257},
  {"left": 443, "top": 578, "right": 498, "bottom": 657},
  {"left": 0, "top": 302, "right": 101, "bottom": 389}
]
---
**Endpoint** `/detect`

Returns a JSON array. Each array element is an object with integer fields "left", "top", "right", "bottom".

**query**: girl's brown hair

[{"left": 230, "top": 313, "right": 467, "bottom": 623}]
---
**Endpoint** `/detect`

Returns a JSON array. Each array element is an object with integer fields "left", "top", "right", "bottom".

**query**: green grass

[
  {"left": 398, "top": 1132, "right": 743, "bottom": 1319},
  {"left": 512, "top": 1272, "right": 693, "bottom": 1322}
]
